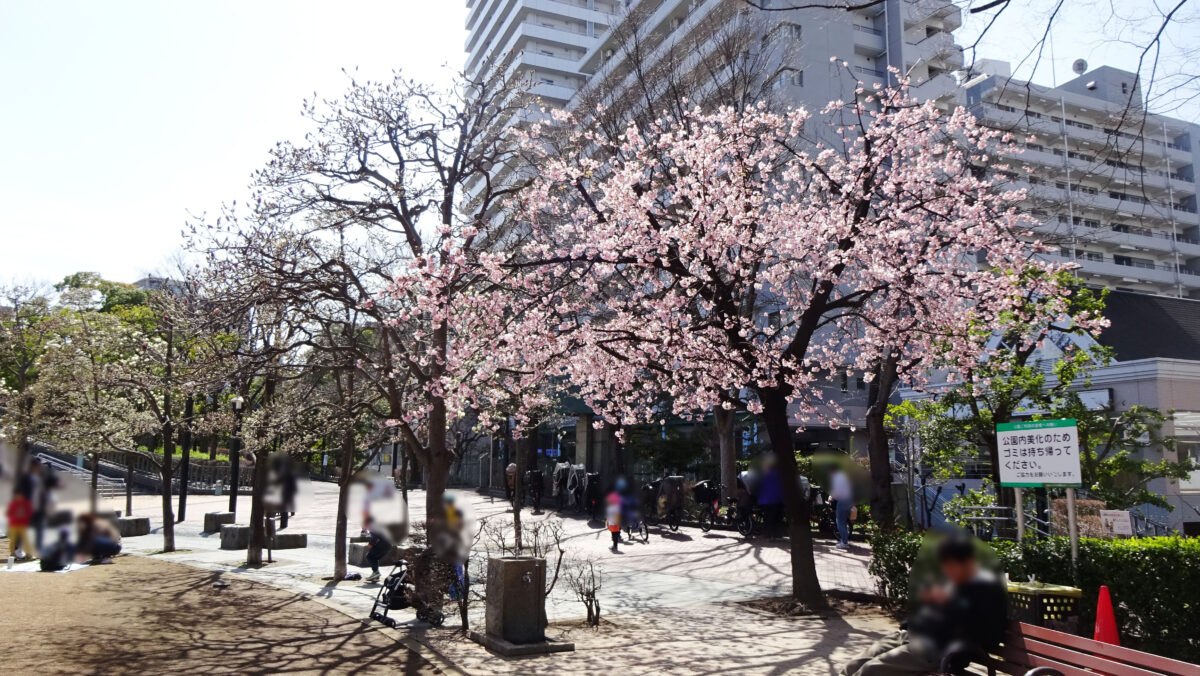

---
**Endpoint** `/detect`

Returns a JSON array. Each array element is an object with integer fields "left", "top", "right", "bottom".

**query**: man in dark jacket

[
  {"left": 362, "top": 516, "right": 393, "bottom": 583},
  {"left": 841, "top": 533, "right": 1006, "bottom": 676}
]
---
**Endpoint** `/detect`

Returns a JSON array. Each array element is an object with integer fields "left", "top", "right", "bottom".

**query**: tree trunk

[
  {"left": 425, "top": 396, "right": 450, "bottom": 536},
  {"left": 178, "top": 395, "right": 194, "bottom": 523},
  {"left": 760, "top": 390, "right": 825, "bottom": 609},
  {"left": 125, "top": 451, "right": 134, "bottom": 516},
  {"left": 160, "top": 421, "right": 176, "bottom": 553},
  {"left": 715, "top": 407, "right": 737, "bottom": 503},
  {"left": 865, "top": 354, "right": 899, "bottom": 530},
  {"left": 513, "top": 428, "right": 524, "bottom": 553},
  {"left": 246, "top": 450, "right": 269, "bottom": 566},
  {"left": 333, "top": 425, "right": 356, "bottom": 580}
]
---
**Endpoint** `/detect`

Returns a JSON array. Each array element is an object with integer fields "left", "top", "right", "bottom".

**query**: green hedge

[{"left": 869, "top": 531, "right": 1200, "bottom": 663}]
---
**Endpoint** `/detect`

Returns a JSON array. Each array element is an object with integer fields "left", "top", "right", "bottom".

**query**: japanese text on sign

[{"left": 996, "top": 418, "right": 1082, "bottom": 487}]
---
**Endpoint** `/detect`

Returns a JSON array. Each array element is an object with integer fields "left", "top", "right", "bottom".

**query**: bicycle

[{"left": 623, "top": 508, "right": 650, "bottom": 543}]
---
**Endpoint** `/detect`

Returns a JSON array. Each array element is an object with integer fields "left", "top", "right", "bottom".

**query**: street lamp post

[{"left": 229, "top": 394, "right": 245, "bottom": 515}]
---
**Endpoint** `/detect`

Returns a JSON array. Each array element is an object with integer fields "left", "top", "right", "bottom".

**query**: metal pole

[
  {"left": 1014, "top": 486, "right": 1025, "bottom": 543},
  {"left": 1066, "top": 487, "right": 1079, "bottom": 563}
]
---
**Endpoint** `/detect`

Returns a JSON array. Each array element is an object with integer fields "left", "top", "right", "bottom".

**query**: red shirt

[{"left": 6, "top": 496, "right": 33, "bottom": 527}]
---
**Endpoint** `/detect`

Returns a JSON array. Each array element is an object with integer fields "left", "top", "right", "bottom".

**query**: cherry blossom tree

[
  {"left": 218, "top": 64, "right": 548, "bottom": 538},
  {"left": 508, "top": 81, "right": 1100, "bottom": 607}
]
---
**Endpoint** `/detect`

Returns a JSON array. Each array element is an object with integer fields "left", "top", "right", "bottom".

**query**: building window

[
  {"left": 855, "top": 376, "right": 865, "bottom": 390},
  {"left": 840, "top": 373, "right": 849, "bottom": 393},
  {"left": 791, "top": 70, "right": 804, "bottom": 87},
  {"left": 1121, "top": 82, "right": 1129, "bottom": 95}
]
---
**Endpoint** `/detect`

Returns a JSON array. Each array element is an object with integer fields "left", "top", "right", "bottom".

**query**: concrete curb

[{"left": 127, "top": 551, "right": 470, "bottom": 676}]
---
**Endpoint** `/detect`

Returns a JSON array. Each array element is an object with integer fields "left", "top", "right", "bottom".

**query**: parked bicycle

[
  {"left": 695, "top": 480, "right": 739, "bottom": 533},
  {"left": 641, "top": 475, "right": 684, "bottom": 531},
  {"left": 622, "top": 505, "right": 650, "bottom": 543}
]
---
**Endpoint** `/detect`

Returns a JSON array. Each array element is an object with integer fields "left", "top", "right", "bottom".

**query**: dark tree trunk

[
  {"left": 247, "top": 378, "right": 277, "bottom": 567},
  {"left": 333, "top": 425, "right": 356, "bottom": 580},
  {"left": 759, "top": 390, "right": 825, "bottom": 609},
  {"left": 160, "top": 421, "right": 176, "bottom": 553},
  {"left": 715, "top": 407, "right": 737, "bottom": 503},
  {"left": 125, "top": 451, "right": 134, "bottom": 516},
  {"left": 246, "top": 450, "right": 270, "bottom": 566},
  {"left": 424, "top": 395, "right": 450, "bottom": 538},
  {"left": 178, "top": 395, "right": 194, "bottom": 523},
  {"left": 865, "top": 354, "right": 899, "bottom": 530},
  {"left": 513, "top": 428, "right": 525, "bottom": 552},
  {"left": 89, "top": 453, "right": 99, "bottom": 514}
]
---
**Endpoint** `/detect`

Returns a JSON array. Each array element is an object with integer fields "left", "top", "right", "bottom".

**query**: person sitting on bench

[
  {"left": 841, "top": 532, "right": 1006, "bottom": 676},
  {"left": 362, "top": 516, "right": 392, "bottom": 583}
]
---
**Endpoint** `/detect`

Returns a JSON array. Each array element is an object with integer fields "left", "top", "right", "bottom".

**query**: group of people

[
  {"left": 6, "top": 457, "right": 122, "bottom": 567},
  {"left": 7, "top": 457, "right": 59, "bottom": 561}
]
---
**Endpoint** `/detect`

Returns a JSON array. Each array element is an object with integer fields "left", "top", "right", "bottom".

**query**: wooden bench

[{"left": 961, "top": 622, "right": 1200, "bottom": 676}]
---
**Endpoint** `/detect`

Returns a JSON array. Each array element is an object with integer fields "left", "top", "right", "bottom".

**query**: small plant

[{"left": 565, "top": 557, "right": 603, "bottom": 627}]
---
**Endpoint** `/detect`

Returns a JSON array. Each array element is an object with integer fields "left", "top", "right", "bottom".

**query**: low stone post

[{"left": 470, "top": 556, "right": 573, "bottom": 656}]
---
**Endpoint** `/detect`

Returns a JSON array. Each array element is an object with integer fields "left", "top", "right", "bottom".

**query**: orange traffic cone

[{"left": 1094, "top": 585, "right": 1120, "bottom": 645}]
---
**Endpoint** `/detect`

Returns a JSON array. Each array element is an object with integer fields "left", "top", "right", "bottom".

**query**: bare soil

[
  {"left": 739, "top": 590, "right": 902, "bottom": 620},
  {"left": 0, "top": 540, "right": 440, "bottom": 675}
]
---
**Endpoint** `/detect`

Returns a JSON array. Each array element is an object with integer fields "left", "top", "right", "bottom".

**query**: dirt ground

[{"left": 0, "top": 542, "right": 440, "bottom": 675}]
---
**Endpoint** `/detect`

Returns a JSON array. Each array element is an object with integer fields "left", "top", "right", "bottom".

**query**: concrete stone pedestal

[
  {"left": 203, "top": 511, "right": 235, "bottom": 533},
  {"left": 470, "top": 556, "right": 573, "bottom": 656},
  {"left": 219, "top": 524, "right": 250, "bottom": 550},
  {"left": 271, "top": 533, "right": 307, "bottom": 549},
  {"left": 115, "top": 517, "right": 151, "bottom": 537},
  {"left": 348, "top": 542, "right": 401, "bottom": 568}
]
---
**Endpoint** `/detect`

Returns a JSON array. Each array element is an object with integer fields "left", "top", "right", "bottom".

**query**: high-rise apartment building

[
  {"left": 957, "top": 60, "right": 1200, "bottom": 298},
  {"left": 465, "top": 0, "right": 967, "bottom": 121}
]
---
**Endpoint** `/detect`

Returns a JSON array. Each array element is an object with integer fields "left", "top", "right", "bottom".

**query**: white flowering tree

[{"left": 510, "top": 83, "right": 1098, "bottom": 607}]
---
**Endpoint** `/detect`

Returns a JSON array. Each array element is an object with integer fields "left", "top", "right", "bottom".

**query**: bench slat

[
  {"left": 1014, "top": 623, "right": 1200, "bottom": 676},
  {"left": 1007, "top": 635, "right": 1167, "bottom": 676}
]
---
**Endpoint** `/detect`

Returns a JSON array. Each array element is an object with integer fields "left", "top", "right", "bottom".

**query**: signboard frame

[{"left": 996, "top": 418, "right": 1083, "bottom": 488}]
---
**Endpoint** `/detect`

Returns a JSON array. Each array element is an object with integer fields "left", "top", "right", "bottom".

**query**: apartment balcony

[
  {"left": 905, "top": 30, "right": 962, "bottom": 70},
  {"left": 902, "top": 0, "right": 963, "bottom": 31},
  {"left": 1073, "top": 257, "right": 1182, "bottom": 286},
  {"left": 468, "top": 0, "right": 613, "bottom": 75},
  {"left": 911, "top": 73, "right": 959, "bottom": 102},
  {"left": 529, "top": 80, "right": 579, "bottom": 103},
  {"left": 853, "top": 24, "right": 886, "bottom": 58}
]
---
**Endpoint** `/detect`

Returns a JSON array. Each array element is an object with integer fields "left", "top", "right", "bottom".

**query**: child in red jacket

[{"left": 6, "top": 494, "right": 34, "bottom": 560}]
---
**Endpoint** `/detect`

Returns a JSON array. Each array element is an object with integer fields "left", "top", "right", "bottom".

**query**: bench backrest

[{"left": 999, "top": 622, "right": 1200, "bottom": 676}]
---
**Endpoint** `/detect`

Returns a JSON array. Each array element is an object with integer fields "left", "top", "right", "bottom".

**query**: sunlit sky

[{"left": 1, "top": 0, "right": 1194, "bottom": 286}]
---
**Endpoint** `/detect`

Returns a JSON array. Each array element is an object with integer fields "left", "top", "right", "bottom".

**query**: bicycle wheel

[
  {"left": 638, "top": 520, "right": 649, "bottom": 543},
  {"left": 698, "top": 507, "right": 713, "bottom": 533},
  {"left": 737, "top": 513, "right": 754, "bottom": 537},
  {"left": 667, "top": 509, "right": 681, "bottom": 532}
]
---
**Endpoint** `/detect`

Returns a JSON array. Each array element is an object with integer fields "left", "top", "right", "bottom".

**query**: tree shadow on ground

[{"left": 2, "top": 556, "right": 438, "bottom": 675}]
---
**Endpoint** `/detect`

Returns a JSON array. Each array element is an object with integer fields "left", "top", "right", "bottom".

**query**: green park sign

[{"left": 996, "top": 418, "right": 1083, "bottom": 488}]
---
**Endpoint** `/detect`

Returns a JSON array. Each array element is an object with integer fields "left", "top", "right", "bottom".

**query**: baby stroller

[{"left": 368, "top": 553, "right": 446, "bottom": 628}]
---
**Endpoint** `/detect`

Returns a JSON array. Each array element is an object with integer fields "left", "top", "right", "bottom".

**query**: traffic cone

[{"left": 1094, "top": 585, "right": 1120, "bottom": 645}]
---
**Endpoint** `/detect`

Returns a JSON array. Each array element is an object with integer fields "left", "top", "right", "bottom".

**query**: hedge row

[{"left": 869, "top": 530, "right": 1200, "bottom": 663}]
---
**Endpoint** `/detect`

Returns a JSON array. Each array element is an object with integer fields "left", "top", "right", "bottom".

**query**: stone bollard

[
  {"left": 470, "top": 557, "right": 573, "bottom": 656},
  {"left": 203, "top": 511, "right": 236, "bottom": 534},
  {"left": 219, "top": 524, "right": 250, "bottom": 550},
  {"left": 115, "top": 517, "right": 151, "bottom": 537},
  {"left": 271, "top": 533, "right": 307, "bottom": 550}
]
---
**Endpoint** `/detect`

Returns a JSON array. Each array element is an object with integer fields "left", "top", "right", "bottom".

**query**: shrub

[{"left": 869, "top": 532, "right": 1200, "bottom": 662}]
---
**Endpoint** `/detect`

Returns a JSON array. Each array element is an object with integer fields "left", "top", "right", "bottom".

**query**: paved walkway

[{"left": 38, "top": 478, "right": 884, "bottom": 674}]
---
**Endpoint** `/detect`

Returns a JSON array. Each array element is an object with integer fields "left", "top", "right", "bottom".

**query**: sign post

[{"left": 997, "top": 418, "right": 1083, "bottom": 561}]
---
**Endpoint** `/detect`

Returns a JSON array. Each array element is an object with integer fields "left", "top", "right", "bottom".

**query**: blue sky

[{"left": 1, "top": 0, "right": 1194, "bottom": 286}]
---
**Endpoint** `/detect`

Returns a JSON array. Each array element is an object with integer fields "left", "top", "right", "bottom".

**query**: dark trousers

[
  {"left": 89, "top": 536, "right": 122, "bottom": 560},
  {"left": 610, "top": 529, "right": 619, "bottom": 548},
  {"left": 32, "top": 511, "right": 47, "bottom": 550},
  {"left": 366, "top": 543, "right": 392, "bottom": 573}
]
